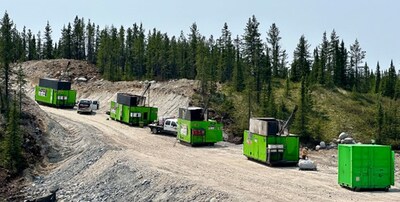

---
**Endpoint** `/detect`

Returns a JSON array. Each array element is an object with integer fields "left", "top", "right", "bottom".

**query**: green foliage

[{"left": 2, "top": 99, "right": 24, "bottom": 174}]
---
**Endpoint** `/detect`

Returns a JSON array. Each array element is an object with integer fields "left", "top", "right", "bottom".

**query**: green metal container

[
  {"left": 177, "top": 118, "right": 223, "bottom": 146},
  {"left": 109, "top": 101, "right": 158, "bottom": 126},
  {"left": 34, "top": 86, "right": 77, "bottom": 108},
  {"left": 243, "top": 130, "right": 299, "bottom": 165},
  {"left": 338, "top": 144, "right": 395, "bottom": 191}
]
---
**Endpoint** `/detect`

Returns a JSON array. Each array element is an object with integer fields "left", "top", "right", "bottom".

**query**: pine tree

[
  {"left": 267, "top": 23, "right": 283, "bottom": 78},
  {"left": 349, "top": 39, "right": 366, "bottom": 91},
  {"left": 3, "top": 97, "right": 23, "bottom": 173},
  {"left": 232, "top": 35, "right": 244, "bottom": 92},
  {"left": 310, "top": 48, "right": 320, "bottom": 84},
  {"left": 291, "top": 35, "right": 310, "bottom": 82},
  {"left": 0, "top": 11, "right": 14, "bottom": 113},
  {"left": 36, "top": 31, "right": 42, "bottom": 59},
  {"left": 382, "top": 60, "right": 396, "bottom": 98},
  {"left": 375, "top": 62, "right": 381, "bottom": 93},
  {"left": 27, "top": 29, "right": 36, "bottom": 60},
  {"left": 242, "top": 15, "right": 263, "bottom": 103},
  {"left": 86, "top": 20, "right": 95, "bottom": 64},
  {"left": 218, "top": 23, "right": 234, "bottom": 82},
  {"left": 294, "top": 76, "right": 311, "bottom": 141},
  {"left": 21, "top": 26, "right": 27, "bottom": 61},
  {"left": 43, "top": 21, "right": 53, "bottom": 59},
  {"left": 187, "top": 23, "right": 201, "bottom": 79},
  {"left": 318, "top": 32, "right": 329, "bottom": 85}
]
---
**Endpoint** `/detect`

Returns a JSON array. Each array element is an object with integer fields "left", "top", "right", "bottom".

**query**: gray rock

[
  {"left": 298, "top": 159, "right": 317, "bottom": 170},
  {"left": 339, "top": 132, "right": 349, "bottom": 140},
  {"left": 343, "top": 137, "right": 354, "bottom": 144},
  {"left": 319, "top": 141, "right": 326, "bottom": 149},
  {"left": 315, "top": 145, "right": 321, "bottom": 151}
]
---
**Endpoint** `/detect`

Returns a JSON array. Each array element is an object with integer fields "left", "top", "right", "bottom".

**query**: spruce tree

[
  {"left": 349, "top": 39, "right": 366, "bottom": 91},
  {"left": 3, "top": 97, "right": 23, "bottom": 173},
  {"left": 43, "top": 21, "right": 53, "bottom": 59},
  {"left": 375, "top": 62, "right": 381, "bottom": 93},
  {"left": 242, "top": 15, "right": 263, "bottom": 103},
  {"left": 0, "top": 11, "right": 14, "bottom": 113},
  {"left": 267, "top": 23, "right": 282, "bottom": 78},
  {"left": 291, "top": 35, "right": 310, "bottom": 82},
  {"left": 233, "top": 35, "right": 244, "bottom": 92},
  {"left": 383, "top": 60, "right": 396, "bottom": 98}
]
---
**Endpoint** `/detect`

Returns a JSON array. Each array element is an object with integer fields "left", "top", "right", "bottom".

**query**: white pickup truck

[
  {"left": 77, "top": 99, "right": 100, "bottom": 114},
  {"left": 148, "top": 118, "right": 177, "bottom": 135}
]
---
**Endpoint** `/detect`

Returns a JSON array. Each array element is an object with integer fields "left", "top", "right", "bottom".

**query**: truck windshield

[{"left": 80, "top": 100, "right": 91, "bottom": 104}]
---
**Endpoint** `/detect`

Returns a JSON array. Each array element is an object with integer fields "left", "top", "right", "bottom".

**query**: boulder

[
  {"left": 298, "top": 159, "right": 317, "bottom": 171},
  {"left": 319, "top": 141, "right": 326, "bottom": 149},
  {"left": 315, "top": 145, "right": 321, "bottom": 151},
  {"left": 342, "top": 137, "right": 354, "bottom": 144},
  {"left": 339, "top": 132, "right": 349, "bottom": 140}
]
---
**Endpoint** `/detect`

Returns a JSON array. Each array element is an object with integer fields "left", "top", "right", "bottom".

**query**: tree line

[{"left": 1, "top": 11, "right": 400, "bottom": 147}]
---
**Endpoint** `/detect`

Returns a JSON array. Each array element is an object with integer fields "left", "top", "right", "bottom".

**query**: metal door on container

[
  {"left": 359, "top": 147, "right": 371, "bottom": 188},
  {"left": 118, "top": 104, "right": 123, "bottom": 120}
]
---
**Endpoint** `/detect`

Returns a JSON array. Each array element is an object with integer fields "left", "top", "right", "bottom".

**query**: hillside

[
  {"left": 0, "top": 59, "right": 396, "bottom": 201},
  {"left": 22, "top": 59, "right": 395, "bottom": 146}
]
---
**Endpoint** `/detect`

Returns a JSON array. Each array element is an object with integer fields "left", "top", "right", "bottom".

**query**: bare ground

[
  {"left": 16, "top": 60, "right": 400, "bottom": 201},
  {"left": 18, "top": 105, "right": 399, "bottom": 201}
]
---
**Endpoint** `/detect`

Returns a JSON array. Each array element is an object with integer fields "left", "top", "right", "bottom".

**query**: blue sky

[{"left": 1, "top": 0, "right": 399, "bottom": 70}]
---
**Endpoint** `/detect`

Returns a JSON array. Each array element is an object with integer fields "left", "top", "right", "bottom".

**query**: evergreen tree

[
  {"left": 232, "top": 35, "right": 244, "bottom": 92},
  {"left": 27, "top": 29, "right": 36, "bottom": 60},
  {"left": 188, "top": 23, "right": 200, "bottom": 79},
  {"left": 218, "top": 23, "right": 234, "bottom": 82},
  {"left": 294, "top": 76, "right": 311, "bottom": 141},
  {"left": 242, "top": 15, "right": 263, "bottom": 103},
  {"left": 291, "top": 35, "right": 310, "bottom": 82},
  {"left": 267, "top": 23, "right": 283, "bottom": 77},
  {"left": 20, "top": 26, "right": 27, "bottom": 61},
  {"left": 167, "top": 36, "right": 178, "bottom": 79},
  {"left": 375, "top": 62, "right": 381, "bottom": 93},
  {"left": 86, "top": 20, "right": 95, "bottom": 64},
  {"left": 263, "top": 80, "right": 277, "bottom": 117},
  {"left": 36, "top": 31, "right": 42, "bottom": 59},
  {"left": 0, "top": 11, "right": 14, "bottom": 112},
  {"left": 72, "top": 16, "right": 85, "bottom": 60},
  {"left": 60, "top": 23, "right": 72, "bottom": 59},
  {"left": 349, "top": 39, "right": 366, "bottom": 91},
  {"left": 318, "top": 32, "right": 329, "bottom": 85},
  {"left": 382, "top": 60, "right": 396, "bottom": 98},
  {"left": 3, "top": 97, "right": 23, "bottom": 173},
  {"left": 43, "top": 21, "right": 53, "bottom": 59},
  {"left": 310, "top": 48, "right": 320, "bottom": 84}
]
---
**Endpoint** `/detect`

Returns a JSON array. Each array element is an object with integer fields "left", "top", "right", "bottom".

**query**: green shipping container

[
  {"left": 34, "top": 86, "right": 77, "bottom": 108},
  {"left": 109, "top": 101, "right": 158, "bottom": 126},
  {"left": 243, "top": 130, "right": 299, "bottom": 165},
  {"left": 338, "top": 144, "right": 395, "bottom": 191},
  {"left": 177, "top": 118, "right": 223, "bottom": 146}
]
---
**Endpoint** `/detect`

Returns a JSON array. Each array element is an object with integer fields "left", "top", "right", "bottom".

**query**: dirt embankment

[
  {"left": 12, "top": 59, "right": 400, "bottom": 201},
  {"left": 23, "top": 59, "right": 197, "bottom": 118}
]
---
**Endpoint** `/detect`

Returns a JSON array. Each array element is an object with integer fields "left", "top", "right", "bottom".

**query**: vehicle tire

[
  {"left": 151, "top": 128, "right": 158, "bottom": 134},
  {"left": 77, "top": 111, "right": 80, "bottom": 114}
]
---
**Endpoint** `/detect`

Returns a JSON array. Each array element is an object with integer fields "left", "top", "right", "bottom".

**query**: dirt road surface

[{"left": 22, "top": 105, "right": 399, "bottom": 201}]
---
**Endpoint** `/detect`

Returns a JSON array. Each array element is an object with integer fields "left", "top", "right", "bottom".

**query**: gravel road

[{"left": 22, "top": 106, "right": 400, "bottom": 202}]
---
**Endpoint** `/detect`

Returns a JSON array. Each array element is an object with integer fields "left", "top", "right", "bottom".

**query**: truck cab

[{"left": 149, "top": 118, "right": 177, "bottom": 135}]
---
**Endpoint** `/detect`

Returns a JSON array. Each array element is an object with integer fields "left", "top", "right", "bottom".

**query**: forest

[{"left": 1, "top": 11, "right": 400, "bottom": 173}]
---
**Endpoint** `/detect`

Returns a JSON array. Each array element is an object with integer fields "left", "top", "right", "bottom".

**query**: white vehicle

[
  {"left": 148, "top": 118, "right": 177, "bottom": 135},
  {"left": 77, "top": 99, "right": 99, "bottom": 114}
]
